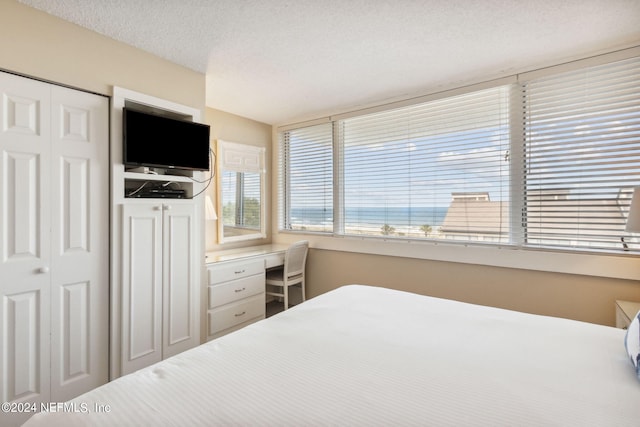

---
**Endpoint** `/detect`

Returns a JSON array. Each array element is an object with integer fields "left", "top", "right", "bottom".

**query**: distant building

[
  {"left": 440, "top": 193, "right": 508, "bottom": 242},
  {"left": 440, "top": 190, "right": 632, "bottom": 249},
  {"left": 525, "top": 188, "right": 629, "bottom": 249}
]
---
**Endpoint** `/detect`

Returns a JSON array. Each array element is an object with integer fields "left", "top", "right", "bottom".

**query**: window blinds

[
  {"left": 221, "top": 171, "right": 261, "bottom": 228},
  {"left": 339, "top": 86, "right": 511, "bottom": 242},
  {"left": 522, "top": 56, "right": 640, "bottom": 251},
  {"left": 279, "top": 122, "right": 333, "bottom": 232},
  {"left": 278, "top": 51, "right": 640, "bottom": 254}
]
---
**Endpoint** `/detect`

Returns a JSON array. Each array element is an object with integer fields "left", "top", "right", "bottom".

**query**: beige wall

[
  {"left": 6, "top": 0, "right": 637, "bottom": 327},
  {"left": 0, "top": 2, "right": 271, "bottom": 250},
  {"left": 305, "top": 249, "right": 640, "bottom": 327},
  {"left": 0, "top": 1, "right": 204, "bottom": 110},
  {"left": 204, "top": 107, "right": 272, "bottom": 251}
]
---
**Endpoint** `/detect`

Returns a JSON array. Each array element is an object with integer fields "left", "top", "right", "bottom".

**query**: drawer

[
  {"left": 209, "top": 274, "right": 264, "bottom": 309},
  {"left": 208, "top": 294, "right": 265, "bottom": 335},
  {"left": 208, "top": 258, "right": 264, "bottom": 285},
  {"left": 265, "top": 252, "right": 285, "bottom": 269}
]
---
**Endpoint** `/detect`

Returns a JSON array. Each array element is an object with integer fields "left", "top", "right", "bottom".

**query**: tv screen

[{"left": 123, "top": 108, "right": 210, "bottom": 171}]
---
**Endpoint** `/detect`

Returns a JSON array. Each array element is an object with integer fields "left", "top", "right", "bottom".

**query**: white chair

[{"left": 266, "top": 240, "right": 309, "bottom": 310}]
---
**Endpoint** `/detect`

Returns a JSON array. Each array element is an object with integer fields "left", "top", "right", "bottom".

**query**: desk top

[{"left": 206, "top": 244, "right": 289, "bottom": 264}]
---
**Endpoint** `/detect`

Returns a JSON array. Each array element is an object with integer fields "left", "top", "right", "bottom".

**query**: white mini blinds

[
  {"left": 521, "top": 56, "right": 640, "bottom": 251},
  {"left": 278, "top": 51, "right": 640, "bottom": 254},
  {"left": 278, "top": 122, "right": 334, "bottom": 233},
  {"left": 338, "top": 86, "right": 511, "bottom": 241}
]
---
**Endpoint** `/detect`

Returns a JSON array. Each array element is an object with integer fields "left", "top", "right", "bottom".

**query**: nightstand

[{"left": 615, "top": 300, "right": 640, "bottom": 329}]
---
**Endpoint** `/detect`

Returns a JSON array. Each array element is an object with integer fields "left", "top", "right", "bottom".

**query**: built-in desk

[
  {"left": 206, "top": 243, "right": 289, "bottom": 267},
  {"left": 205, "top": 244, "right": 289, "bottom": 340}
]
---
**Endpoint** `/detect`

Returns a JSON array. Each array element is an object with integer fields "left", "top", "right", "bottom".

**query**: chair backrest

[{"left": 284, "top": 240, "right": 309, "bottom": 280}]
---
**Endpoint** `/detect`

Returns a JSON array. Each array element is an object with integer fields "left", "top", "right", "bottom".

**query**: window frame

[{"left": 275, "top": 47, "right": 640, "bottom": 281}]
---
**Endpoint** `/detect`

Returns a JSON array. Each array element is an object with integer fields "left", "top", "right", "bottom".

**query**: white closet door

[
  {"left": 162, "top": 203, "right": 198, "bottom": 359},
  {"left": 0, "top": 73, "right": 52, "bottom": 413},
  {"left": 1, "top": 73, "right": 109, "bottom": 426},
  {"left": 121, "top": 203, "right": 163, "bottom": 375},
  {"left": 49, "top": 87, "right": 109, "bottom": 401}
]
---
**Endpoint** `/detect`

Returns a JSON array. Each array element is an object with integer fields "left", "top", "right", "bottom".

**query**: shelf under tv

[{"left": 123, "top": 171, "right": 193, "bottom": 183}]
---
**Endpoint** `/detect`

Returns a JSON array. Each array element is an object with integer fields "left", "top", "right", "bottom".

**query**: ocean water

[{"left": 290, "top": 206, "right": 448, "bottom": 228}]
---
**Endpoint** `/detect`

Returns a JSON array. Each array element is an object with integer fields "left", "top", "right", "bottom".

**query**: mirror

[{"left": 217, "top": 141, "right": 266, "bottom": 243}]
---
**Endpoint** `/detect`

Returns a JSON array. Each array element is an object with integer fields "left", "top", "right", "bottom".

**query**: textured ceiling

[{"left": 20, "top": 0, "right": 640, "bottom": 125}]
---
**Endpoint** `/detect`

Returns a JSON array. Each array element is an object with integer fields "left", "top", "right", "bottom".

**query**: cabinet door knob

[
  {"left": 164, "top": 205, "right": 172, "bottom": 211},
  {"left": 38, "top": 267, "right": 50, "bottom": 274},
  {"left": 153, "top": 205, "right": 162, "bottom": 211}
]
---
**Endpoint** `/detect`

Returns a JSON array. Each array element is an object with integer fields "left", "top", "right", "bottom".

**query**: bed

[{"left": 23, "top": 284, "right": 640, "bottom": 426}]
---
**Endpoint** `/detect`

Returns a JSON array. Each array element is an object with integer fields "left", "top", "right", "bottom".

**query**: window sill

[{"left": 274, "top": 231, "right": 640, "bottom": 281}]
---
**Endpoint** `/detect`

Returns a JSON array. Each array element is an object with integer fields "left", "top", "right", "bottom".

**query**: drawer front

[
  {"left": 208, "top": 294, "right": 265, "bottom": 335},
  {"left": 209, "top": 274, "right": 264, "bottom": 309},
  {"left": 208, "top": 258, "right": 264, "bottom": 285},
  {"left": 264, "top": 252, "right": 285, "bottom": 269}
]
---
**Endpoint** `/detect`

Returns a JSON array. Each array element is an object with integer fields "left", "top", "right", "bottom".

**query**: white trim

[
  {"left": 330, "top": 76, "right": 517, "bottom": 122},
  {"left": 113, "top": 87, "right": 201, "bottom": 122},
  {"left": 277, "top": 117, "right": 331, "bottom": 133},
  {"left": 217, "top": 140, "right": 266, "bottom": 173},
  {"left": 517, "top": 46, "right": 640, "bottom": 82},
  {"left": 110, "top": 86, "right": 204, "bottom": 379},
  {"left": 508, "top": 83, "right": 525, "bottom": 246},
  {"left": 273, "top": 231, "right": 640, "bottom": 281}
]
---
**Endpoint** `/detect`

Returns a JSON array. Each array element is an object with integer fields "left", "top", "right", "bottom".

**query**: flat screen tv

[{"left": 123, "top": 108, "right": 211, "bottom": 171}]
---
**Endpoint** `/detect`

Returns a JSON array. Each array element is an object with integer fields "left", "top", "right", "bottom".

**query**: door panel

[
  {"left": 50, "top": 86, "right": 109, "bottom": 401},
  {"left": 61, "top": 156, "right": 89, "bottom": 253},
  {"left": 163, "top": 204, "right": 198, "bottom": 358},
  {"left": 60, "top": 281, "right": 90, "bottom": 381},
  {"left": 0, "top": 73, "right": 109, "bottom": 425},
  {"left": 0, "top": 72, "right": 51, "bottom": 426},
  {"left": 3, "top": 151, "right": 41, "bottom": 260},
  {"left": 2, "top": 290, "right": 43, "bottom": 401},
  {"left": 121, "top": 204, "right": 163, "bottom": 375}
]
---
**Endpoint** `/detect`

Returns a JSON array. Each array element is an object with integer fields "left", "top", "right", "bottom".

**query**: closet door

[
  {"left": 49, "top": 87, "right": 109, "bottom": 401},
  {"left": 0, "top": 73, "right": 109, "bottom": 427},
  {"left": 121, "top": 203, "right": 163, "bottom": 375},
  {"left": 0, "top": 73, "right": 52, "bottom": 410},
  {"left": 162, "top": 203, "right": 198, "bottom": 359}
]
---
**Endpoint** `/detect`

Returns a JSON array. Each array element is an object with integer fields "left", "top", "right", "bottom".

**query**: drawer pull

[
  {"left": 234, "top": 311, "right": 246, "bottom": 317},
  {"left": 234, "top": 287, "right": 246, "bottom": 293},
  {"left": 234, "top": 269, "right": 246, "bottom": 275}
]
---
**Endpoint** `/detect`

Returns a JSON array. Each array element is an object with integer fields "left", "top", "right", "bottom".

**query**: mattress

[{"left": 23, "top": 285, "right": 640, "bottom": 426}]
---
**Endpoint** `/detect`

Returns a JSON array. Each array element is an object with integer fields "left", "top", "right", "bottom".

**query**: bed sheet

[{"left": 23, "top": 284, "right": 640, "bottom": 426}]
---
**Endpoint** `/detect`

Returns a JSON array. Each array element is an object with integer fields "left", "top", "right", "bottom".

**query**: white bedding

[{"left": 23, "top": 285, "right": 640, "bottom": 426}]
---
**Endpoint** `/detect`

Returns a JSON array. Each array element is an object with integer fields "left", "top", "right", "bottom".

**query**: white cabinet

[
  {"left": 0, "top": 72, "right": 109, "bottom": 426},
  {"left": 207, "top": 259, "right": 266, "bottom": 340},
  {"left": 121, "top": 202, "right": 199, "bottom": 375},
  {"left": 110, "top": 88, "right": 205, "bottom": 379}
]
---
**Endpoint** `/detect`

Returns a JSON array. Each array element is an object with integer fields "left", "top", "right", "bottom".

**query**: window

[
  {"left": 217, "top": 140, "right": 266, "bottom": 243},
  {"left": 339, "top": 87, "right": 511, "bottom": 242},
  {"left": 279, "top": 53, "right": 640, "bottom": 254},
  {"left": 521, "top": 56, "right": 640, "bottom": 251},
  {"left": 221, "top": 170, "right": 261, "bottom": 228},
  {"left": 279, "top": 122, "right": 333, "bottom": 233}
]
